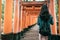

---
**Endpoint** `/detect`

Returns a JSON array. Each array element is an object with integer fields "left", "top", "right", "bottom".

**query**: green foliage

[
  {"left": 55, "top": 0, "right": 58, "bottom": 16},
  {"left": 2, "top": 0, "right": 5, "bottom": 23}
]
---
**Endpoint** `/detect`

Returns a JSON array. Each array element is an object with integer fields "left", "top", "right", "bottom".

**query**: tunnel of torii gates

[{"left": 0, "top": 0, "right": 60, "bottom": 36}]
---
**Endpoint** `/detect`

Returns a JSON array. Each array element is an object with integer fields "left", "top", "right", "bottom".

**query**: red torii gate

[
  {"left": 20, "top": 0, "right": 57, "bottom": 35},
  {"left": 0, "top": 0, "right": 59, "bottom": 40}
]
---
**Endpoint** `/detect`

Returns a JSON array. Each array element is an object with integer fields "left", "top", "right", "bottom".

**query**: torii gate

[
  {"left": 20, "top": 0, "right": 57, "bottom": 35},
  {"left": 0, "top": 0, "right": 59, "bottom": 40}
]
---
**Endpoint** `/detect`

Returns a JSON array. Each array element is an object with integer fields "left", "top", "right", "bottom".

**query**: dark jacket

[{"left": 37, "top": 15, "right": 54, "bottom": 32}]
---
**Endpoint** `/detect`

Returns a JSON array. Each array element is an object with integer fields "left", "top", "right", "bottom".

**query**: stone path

[{"left": 20, "top": 24, "right": 39, "bottom": 40}]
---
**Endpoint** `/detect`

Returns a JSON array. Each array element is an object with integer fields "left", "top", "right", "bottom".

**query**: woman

[{"left": 37, "top": 4, "right": 54, "bottom": 40}]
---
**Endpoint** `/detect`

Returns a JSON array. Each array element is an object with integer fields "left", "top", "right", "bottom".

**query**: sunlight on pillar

[{"left": 3, "top": 0, "right": 13, "bottom": 34}]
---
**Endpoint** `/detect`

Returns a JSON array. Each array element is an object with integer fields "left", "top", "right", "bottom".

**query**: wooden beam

[
  {"left": 22, "top": 1, "right": 45, "bottom": 5},
  {"left": 24, "top": 9, "right": 41, "bottom": 11},
  {"left": 3, "top": 0, "right": 13, "bottom": 34}
]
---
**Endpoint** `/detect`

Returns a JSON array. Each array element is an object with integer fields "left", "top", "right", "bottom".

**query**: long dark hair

[{"left": 39, "top": 4, "right": 51, "bottom": 22}]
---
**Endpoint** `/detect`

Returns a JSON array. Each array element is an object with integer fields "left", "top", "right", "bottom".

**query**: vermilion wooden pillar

[
  {"left": 49, "top": 0, "right": 57, "bottom": 35},
  {"left": 22, "top": 10, "right": 26, "bottom": 29},
  {"left": 20, "top": 6, "right": 23, "bottom": 32},
  {"left": 13, "top": 0, "right": 20, "bottom": 40},
  {"left": 25, "top": 11, "right": 28, "bottom": 28},
  {"left": 21, "top": 10, "right": 24, "bottom": 29},
  {"left": 14, "top": 0, "right": 19, "bottom": 33},
  {"left": 3, "top": 0, "right": 13, "bottom": 34},
  {"left": 0, "top": 0, "right": 2, "bottom": 33},
  {"left": 58, "top": 0, "right": 60, "bottom": 35}
]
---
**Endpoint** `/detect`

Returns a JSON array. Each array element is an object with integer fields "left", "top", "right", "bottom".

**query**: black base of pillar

[
  {"left": 13, "top": 33, "right": 18, "bottom": 40},
  {"left": 20, "top": 31, "right": 24, "bottom": 36},
  {"left": 17, "top": 32, "right": 21, "bottom": 40},
  {"left": 1, "top": 33, "right": 13, "bottom": 40},
  {"left": 51, "top": 35, "right": 58, "bottom": 40},
  {"left": 8, "top": 33, "right": 20, "bottom": 40},
  {"left": 57, "top": 35, "right": 60, "bottom": 40},
  {"left": 48, "top": 35, "right": 60, "bottom": 40}
]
